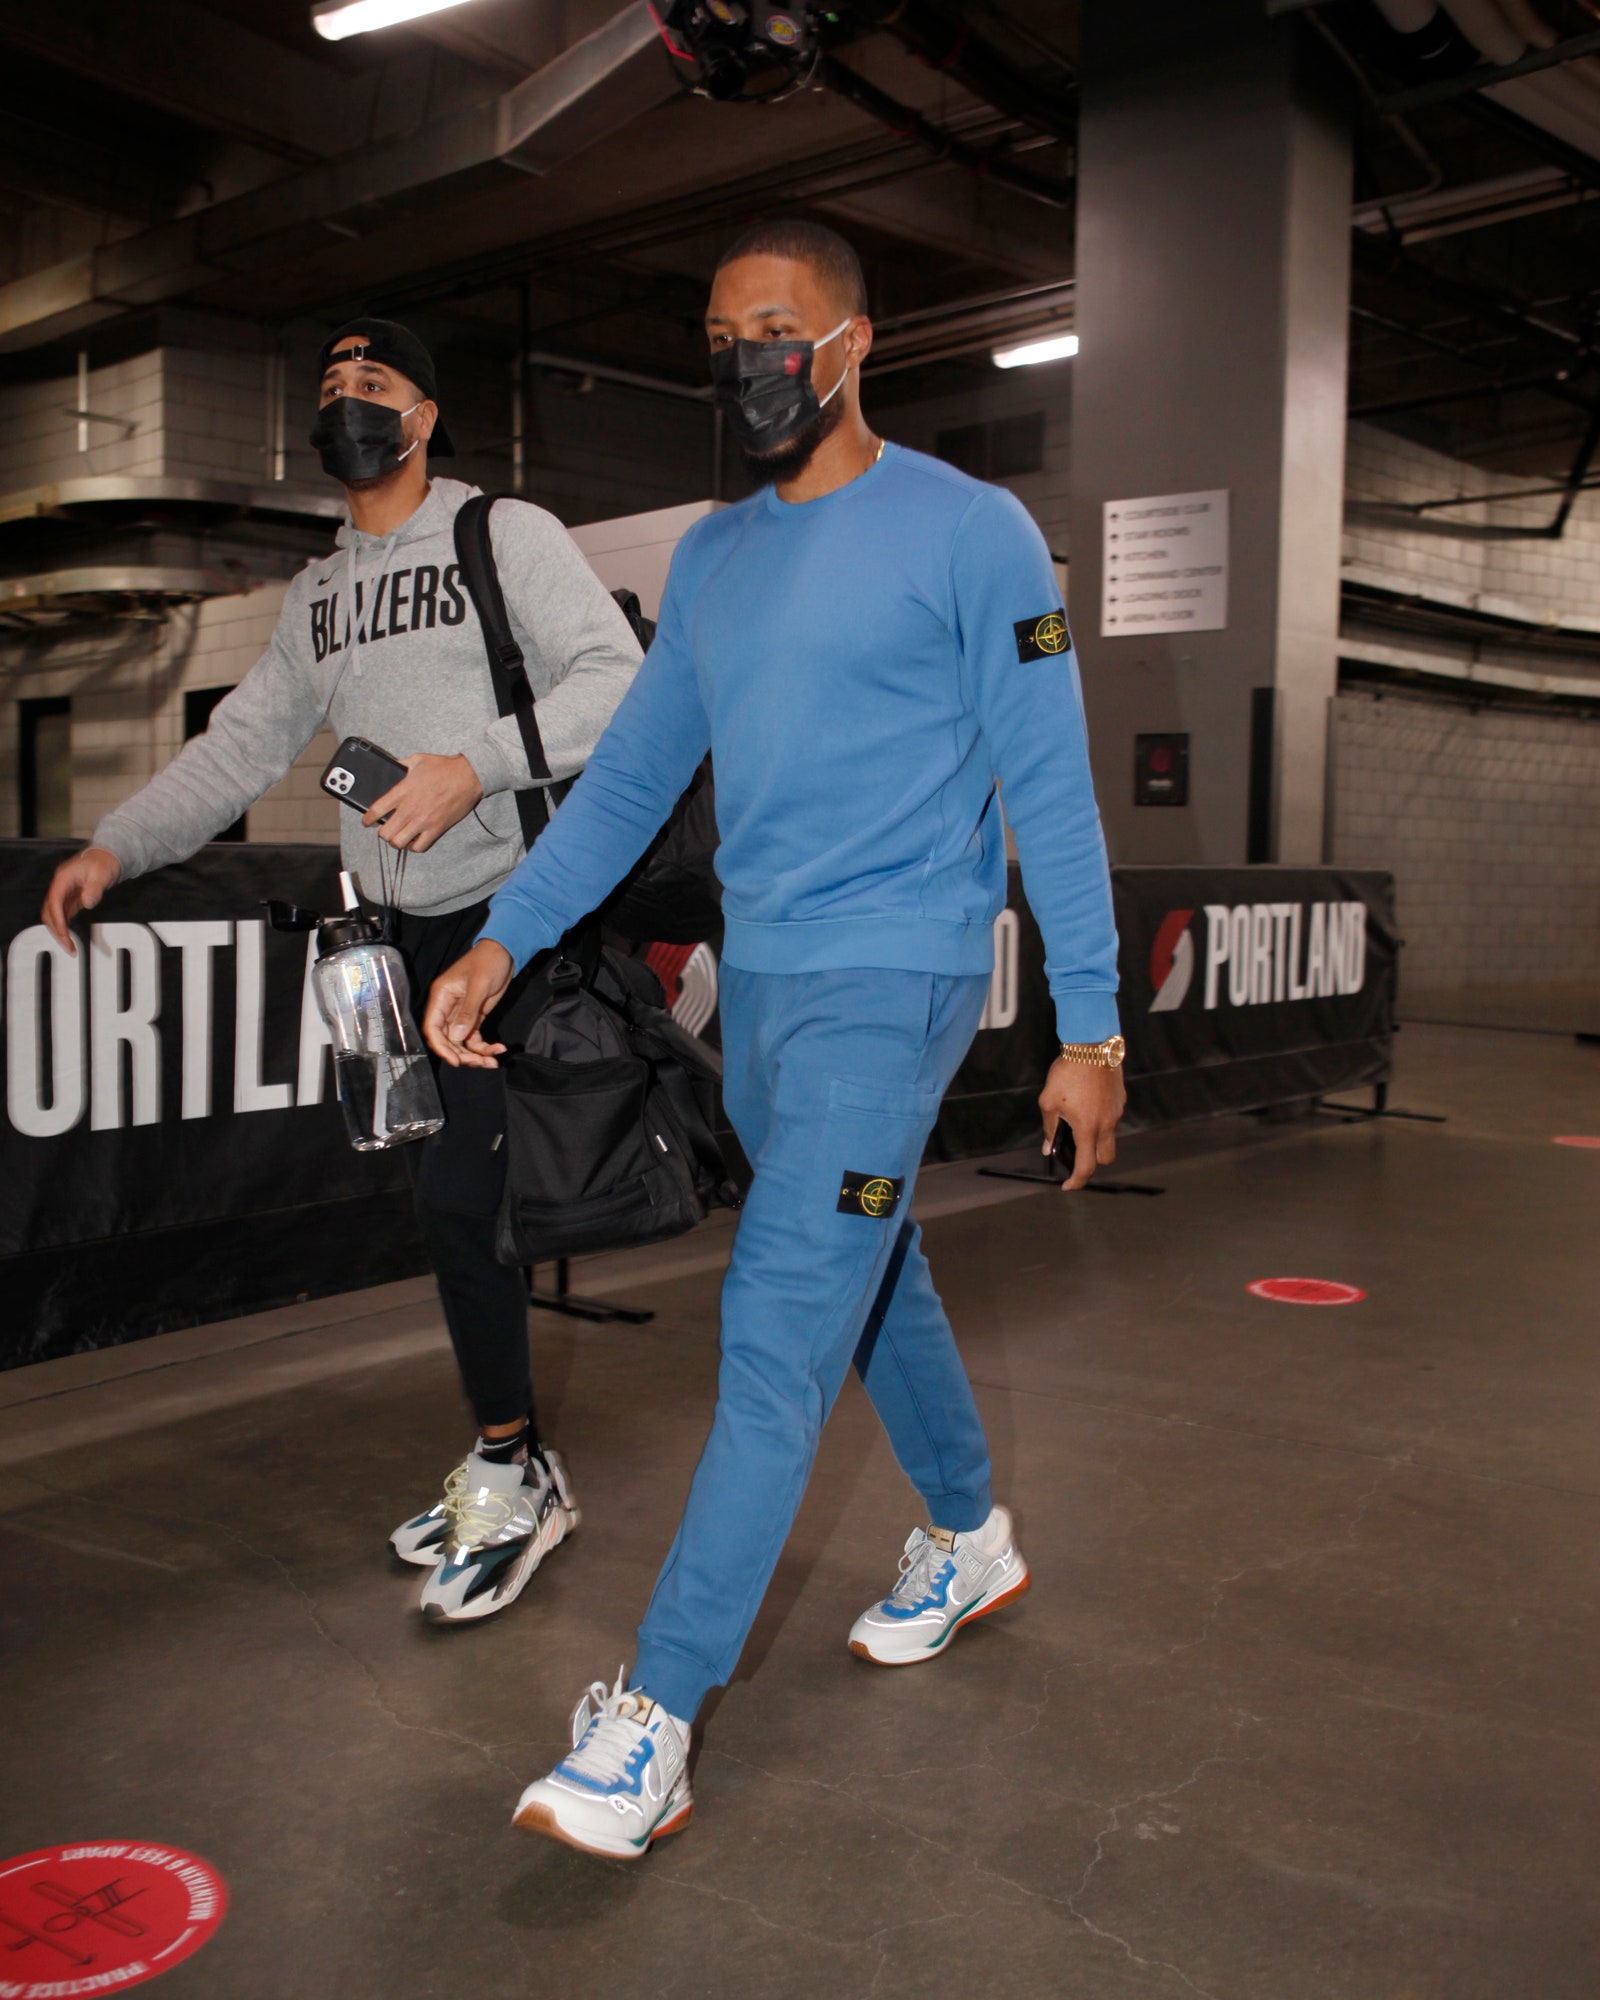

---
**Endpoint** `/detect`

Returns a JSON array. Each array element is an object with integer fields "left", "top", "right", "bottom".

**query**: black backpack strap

[
  {"left": 610, "top": 587, "right": 656, "bottom": 652},
  {"left": 453, "top": 492, "right": 557, "bottom": 851}
]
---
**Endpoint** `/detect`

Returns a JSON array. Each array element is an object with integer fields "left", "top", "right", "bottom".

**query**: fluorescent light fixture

[
  {"left": 312, "top": 0, "right": 481, "bottom": 40},
  {"left": 993, "top": 332, "right": 1079, "bottom": 369}
]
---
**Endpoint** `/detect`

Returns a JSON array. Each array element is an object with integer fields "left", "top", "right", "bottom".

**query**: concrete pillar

[{"left": 1067, "top": 3, "right": 1351, "bottom": 865}]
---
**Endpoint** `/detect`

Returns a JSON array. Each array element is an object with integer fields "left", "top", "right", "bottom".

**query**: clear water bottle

[{"left": 312, "top": 871, "right": 445, "bottom": 1151}]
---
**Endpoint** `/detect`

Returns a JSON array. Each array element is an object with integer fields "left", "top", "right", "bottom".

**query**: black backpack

[
  {"left": 452, "top": 493, "right": 720, "bottom": 943},
  {"left": 493, "top": 932, "right": 741, "bottom": 1266}
]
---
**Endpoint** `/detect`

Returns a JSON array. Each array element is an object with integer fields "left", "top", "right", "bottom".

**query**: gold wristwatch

[{"left": 1059, "top": 1035, "right": 1126, "bottom": 1069}]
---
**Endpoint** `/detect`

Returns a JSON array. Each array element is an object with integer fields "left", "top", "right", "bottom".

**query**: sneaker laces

[
  {"left": 450, "top": 1481, "right": 517, "bottom": 1548},
  {"left": 890, "top": 1529, "right": 952, "bottom": 1609},
  {"left": 566, "top": 1667, "right": 656, "bottom": 1783},
  {"left": 437, "top": 1460, "right": 470, "bottom": 1519}
]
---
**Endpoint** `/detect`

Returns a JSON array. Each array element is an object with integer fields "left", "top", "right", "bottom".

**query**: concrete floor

[{"left": 2, "top": 1023, "right": 1596, "bottom": 1999}]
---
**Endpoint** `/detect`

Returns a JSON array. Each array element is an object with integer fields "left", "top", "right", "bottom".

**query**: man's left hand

[
  {"left": 363, "top": 752, "right": 483, "bottom": 852},
  {"left": 1039, "top": 1057, "right": 1126, "bottom": 1192}
]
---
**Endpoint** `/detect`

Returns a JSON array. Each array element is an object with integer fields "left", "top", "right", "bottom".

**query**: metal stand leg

[
  {"left": 1321, "top": 1078, "right": 1446, "bottom": 1123},
  {"left": 527, "top": 1257, "right": 655, "bottom": 1324}
]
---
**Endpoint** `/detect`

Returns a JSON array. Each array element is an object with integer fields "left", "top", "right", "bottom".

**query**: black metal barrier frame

[{"left": 0, "top": 844, "right": 1396, "bottom": 1365}]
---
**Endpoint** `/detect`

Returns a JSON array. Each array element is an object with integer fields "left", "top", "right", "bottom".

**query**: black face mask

[
  {"left": 710, "top": 317, "right": 850, "bottom": 454},
  {"left": 309, "top": 396, "right": 421, "bottom": 484}
]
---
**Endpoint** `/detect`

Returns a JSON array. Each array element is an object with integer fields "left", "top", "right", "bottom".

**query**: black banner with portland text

[
  {"left": 0, "top": 843, "right": 427, "bottom": 1365},
  {"left": 1, "top": 846, "right": 1396, "bottom": 1365},
  {"left": 930, "top": 863, "right": 1397, "bottom": 1148},
  {"left": 1112, "top": 866, "right": 1398, "bottom": 1124}
]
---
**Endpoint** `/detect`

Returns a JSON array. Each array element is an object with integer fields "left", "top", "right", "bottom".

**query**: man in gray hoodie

[{"left": 41, "top": 318, "right": 641, "bottom": 1623}]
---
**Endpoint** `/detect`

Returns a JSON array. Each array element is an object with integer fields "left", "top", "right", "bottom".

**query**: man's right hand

[
  {"left": 42, "top": 847, "right": 122, "bottom": 954},
  {"left": 423, "top": 939, "right": 515, "bottom": 1068}
]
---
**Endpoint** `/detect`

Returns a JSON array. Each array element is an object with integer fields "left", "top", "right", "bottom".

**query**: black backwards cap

[{"left": 317, "top": 317, "right": 456, "bottom": 457}]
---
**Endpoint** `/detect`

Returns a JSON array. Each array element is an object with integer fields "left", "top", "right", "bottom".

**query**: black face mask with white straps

[
  {"left": 309, "top": 396, "right": 422, "bottom": 485},
  {"left": 709, "top": 317, "right": 850, "bottom": 454}
]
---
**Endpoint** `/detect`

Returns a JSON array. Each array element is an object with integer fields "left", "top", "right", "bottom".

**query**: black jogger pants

[{"left": 396, "top": 900, "right": 541, "bottom": 1434}]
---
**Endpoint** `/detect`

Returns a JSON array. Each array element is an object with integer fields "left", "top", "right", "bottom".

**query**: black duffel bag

[{"left": 494, "top": 934, "right": 741, "bottom": 1267}]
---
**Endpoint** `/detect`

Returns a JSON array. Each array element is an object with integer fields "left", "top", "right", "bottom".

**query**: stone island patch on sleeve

[
  {"left": 837, "top": 1171, "right": 905, "bottom": 1219},
  {"left": 1014, "top": 609, "right": 1070, "bottom": 662}
]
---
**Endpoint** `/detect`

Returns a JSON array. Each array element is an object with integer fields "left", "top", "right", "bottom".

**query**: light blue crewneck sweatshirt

[{"left": 481, "top": 444, "right": 1120, "bottom": 1042}]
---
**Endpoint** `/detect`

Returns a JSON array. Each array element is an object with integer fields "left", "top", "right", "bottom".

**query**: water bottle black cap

[{"left": 317, "top": 911, "right": 383, "bottom": 953}]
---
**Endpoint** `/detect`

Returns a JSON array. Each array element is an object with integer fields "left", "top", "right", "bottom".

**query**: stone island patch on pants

[{"left": 631, "top": 964, "right": 994, "bottom": 1721}]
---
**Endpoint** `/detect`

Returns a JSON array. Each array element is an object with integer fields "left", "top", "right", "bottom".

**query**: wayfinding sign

[{"left": 1102, "top": 489, "right": 1229, "bottom": 637}]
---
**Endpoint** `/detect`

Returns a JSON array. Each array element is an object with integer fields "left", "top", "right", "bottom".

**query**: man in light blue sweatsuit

[{"left": 424, "top": 220, "right": 1126, "bottom": 1860}]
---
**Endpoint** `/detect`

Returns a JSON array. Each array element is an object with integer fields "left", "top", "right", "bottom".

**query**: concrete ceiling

[
  {"left": 0, "top": 0, "right": 1077, "bottom": 393},
  {"left": 0, "top": 0, "right": 1597, "bottom": 478}
]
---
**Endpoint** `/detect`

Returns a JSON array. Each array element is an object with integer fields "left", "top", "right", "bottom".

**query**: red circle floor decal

[
  {"left": 1553, "top": 1135, "right": 1600, "bottom": 1148},
  {"left": 1248, "top": 1277, "right": 1366, "bottom": 1306},
  {"left": 0, "top": 1843, "right": 226, "bottom": 1995}
]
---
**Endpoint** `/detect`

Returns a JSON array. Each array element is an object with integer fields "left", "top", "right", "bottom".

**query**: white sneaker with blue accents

[
  {"left": 512, "top": 1669, "right": 693, "bottom": 1859},
  {"left": 848, "top": 1504, "right": 1030, "bottom": 1665}
]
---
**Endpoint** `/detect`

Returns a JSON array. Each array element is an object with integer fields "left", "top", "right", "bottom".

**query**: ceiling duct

[
  {"left": 0, "top": 475, "right": 346, "bottom": 626},
  {"left": 0, "top": 568, "right": 232, "bottom": 626},
  {"left": 1365, "top": 0, "right": 1600, "bottom": 158},
  {"left": 865, "top": 280, "right": 1076, "bottom": 375},
  {"left": 0, "top": 2, "right": 672, "bottom": 355}
]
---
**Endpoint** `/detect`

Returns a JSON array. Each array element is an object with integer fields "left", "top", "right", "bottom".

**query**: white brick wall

[
  {"left": 0, "top": 580, "right": 338, "bottom": 847},
  {"left": 877, "top": 370, "right": 1072, "bottom": 556},
  {"left": 0, "top": 347, "right": 278, "bottom": 492},
  {"left": 1330, "top": 688, "right": 1600, "bottom": 991},
  {"left": 518, "top": 373, "right": 724, "bottom": 527},
  {"left": 0, "top": 352, "right": 166, "bottom": 490},
  {"left": 1343, "top": 420, "right": 1600, "bottom": 625},
  {"left": 161, "top": 348, "right": 280, "bottom": 485}
]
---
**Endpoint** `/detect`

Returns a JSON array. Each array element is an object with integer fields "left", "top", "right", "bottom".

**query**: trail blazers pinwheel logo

[{"left": 1148, "top": 908, "right": 1195, "bottom": 1012}]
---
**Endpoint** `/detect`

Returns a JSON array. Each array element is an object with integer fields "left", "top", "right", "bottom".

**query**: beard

[{"left": 739, "top": 397, "right": 844, "bottom": 483}]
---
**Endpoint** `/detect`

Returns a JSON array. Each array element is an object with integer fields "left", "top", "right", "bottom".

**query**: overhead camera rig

[
  {"left": 650, "top": 0, "right": 828, "bottom": 102},
  {"left": 647, "top": 1, "right": 1074, "bottom": 208}
]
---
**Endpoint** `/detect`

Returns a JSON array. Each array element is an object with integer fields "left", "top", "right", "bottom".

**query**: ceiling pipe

[
  {"left": 1348, "top": 366, "right": 1574, "bottom": 416},
  {"left": 816, "top": 56, "right": 1072, "bottom": 209},
  {"left": 876, "top": 0, "right": 1075, "bottom": 144},
  {"left": 1497, "top": 0, "right": 1600, "bottom": 91},
  {"left": 1305, "top": 9, "right": 1447, "bottom": 199},
  {"left": 524, "top": 351, "right": 711, "bottom": 402},
  {"left": 1363, "top": 0, "right": 1600, "bottom": 157},
  {"left": 507, "top": 280, "right": 1078, "bottom": 402},
  {"left": 1351, "top": 162, "right": 1594, "bottom": 240}
]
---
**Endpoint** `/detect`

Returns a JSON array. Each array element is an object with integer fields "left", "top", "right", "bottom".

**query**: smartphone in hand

[{"left": 320, "top": 738, "right": 408, "bottom": 816}]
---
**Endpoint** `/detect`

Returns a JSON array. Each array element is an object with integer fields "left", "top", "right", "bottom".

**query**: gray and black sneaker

[
  {"left": 390, "top": 1456, "right": 473, "bottom": 1569},
  {"left": 418, "top": 1448, "right": 581, "bottom": 1624}
]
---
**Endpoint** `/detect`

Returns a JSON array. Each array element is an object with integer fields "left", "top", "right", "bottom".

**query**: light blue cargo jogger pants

[{"left": 632, "top": 963, "right": 995, "bottom": 1721}]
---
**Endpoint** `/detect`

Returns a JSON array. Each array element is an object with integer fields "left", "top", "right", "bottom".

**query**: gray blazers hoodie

[{"left": 92, "top": 477, "right": 642, "bottom": 916}]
